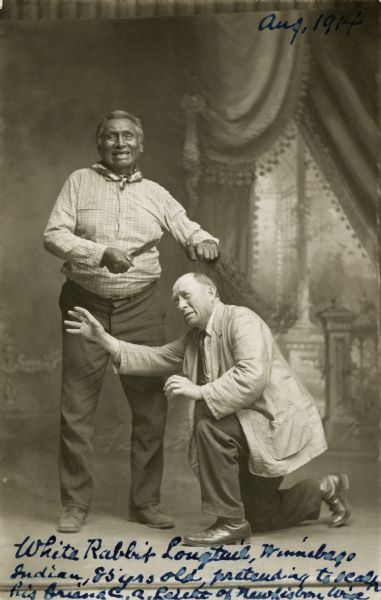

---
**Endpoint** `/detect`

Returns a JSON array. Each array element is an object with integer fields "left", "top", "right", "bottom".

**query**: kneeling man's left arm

[{"left": 201, "top": 308, "right": 273, "bottom": 420}]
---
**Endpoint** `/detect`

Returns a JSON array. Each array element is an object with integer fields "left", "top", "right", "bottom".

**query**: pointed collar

[{"left": 205, "top": 301, "right": 225, "bottom": 337}]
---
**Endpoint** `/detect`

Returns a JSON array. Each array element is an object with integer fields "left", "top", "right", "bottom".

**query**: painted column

[
  {"left": 279, "top": 131, "right": 325, "bottom": 416},
  {"left": 318, "top": 299, "right": 356, "bottom": 447}
]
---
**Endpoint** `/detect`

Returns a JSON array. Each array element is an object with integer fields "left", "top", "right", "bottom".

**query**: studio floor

[{"left": 1, "top": 446, "right": 380, "bottom": 599}]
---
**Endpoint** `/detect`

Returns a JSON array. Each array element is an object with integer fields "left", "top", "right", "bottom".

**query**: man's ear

[{"left": 208, "top": 284, "right": 217, "bottom": 299}]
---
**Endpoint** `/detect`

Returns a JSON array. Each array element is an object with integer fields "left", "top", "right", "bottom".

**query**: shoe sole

[
  {"left": 329, "top": 510, "right": 351, "bottom": 528},
  {"left": 57, "top": 525, "right": 83, "bottom": 533},
  {"left": 329, "top": 474, "right": 351, "bottom": 528},
  {"left": 183, "top": 535, "right": 251, "bottom": 547},
  {"left": 182, "top": 525, "right": 252, "bottom": 546}
]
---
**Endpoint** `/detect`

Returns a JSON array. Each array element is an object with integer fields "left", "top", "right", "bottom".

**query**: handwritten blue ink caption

[
  {"left": 258, "top": 12, "right": 363, "bottom": 45},
  {"left": 14, "top": 536, "right": 156, "bottom": 564},
  {"left": 13, "top": 536, "right": 253, "bottom": 569},
  {"left": 9, "top": 536, "right": 380, "bottom": 600},
  {"left": 6, "top": 582, "right": 377, "bottom": 600}
]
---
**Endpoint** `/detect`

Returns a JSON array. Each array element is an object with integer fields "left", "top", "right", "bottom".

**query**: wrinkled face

[
  {"left": 172, "top": 275, "right": 217, "bottom": 329},
  {"left": 97, "top": 118, "right": 143, "bottom": 174}
]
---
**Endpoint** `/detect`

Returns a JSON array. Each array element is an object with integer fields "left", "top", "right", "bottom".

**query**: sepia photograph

[{"left": 0, "top": 0, "right": 379, "bottom": 598}]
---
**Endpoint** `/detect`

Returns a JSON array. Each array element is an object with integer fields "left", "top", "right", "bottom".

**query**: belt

[{"left": 64, "top": 279, "right": 157, "bottom": 305}]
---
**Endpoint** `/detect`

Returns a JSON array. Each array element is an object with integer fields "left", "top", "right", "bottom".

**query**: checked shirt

[{"left": 44, "top": 168, "right": 217, "bottom": 299}]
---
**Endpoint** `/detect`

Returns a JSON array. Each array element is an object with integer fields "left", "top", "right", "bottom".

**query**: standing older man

[
  {"left": 44, "top": 111, "right": 218, "bottom": 533},
  {"left": 65, "top": 273, "right": 350, "bottom": 546}
]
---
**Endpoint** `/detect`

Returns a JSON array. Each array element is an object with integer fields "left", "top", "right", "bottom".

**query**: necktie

[
  {"left": 91, "top": 162, "right": 143, "bottom": 189},
  {"left": 195, "top": 330, "right": 215, "bottom": 423},
  {"left": 197, "top": 331, "right": 209, "bottom": 386}
]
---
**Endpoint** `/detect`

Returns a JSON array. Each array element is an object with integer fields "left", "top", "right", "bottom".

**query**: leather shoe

[
  {"left": 129, "top": 504, "right": 174, "bottom": 529},
  {"left": 320, "top": 473, "right": 351, "bottom": 528},
  {"left": 57, "top": 506, "right": 87, "bottom": 533},
  {"left": 183, "top": 518, "right": 251, "bottom": 546}
]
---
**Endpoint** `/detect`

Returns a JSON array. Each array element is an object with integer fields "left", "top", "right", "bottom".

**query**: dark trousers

[
  {"left": 59, "top": 280, "right": 167, "bottom": 511},
  {"left": 194, "top": 401, "right": 321, "bottom": 532}
]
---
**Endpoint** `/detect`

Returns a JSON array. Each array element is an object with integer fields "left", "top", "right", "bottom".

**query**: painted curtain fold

[
  {"left": 183, "top": 9, "right": 378, "bottom": 268},
  {"left": 302, "top": 12, "right": 378, "bottom": 262}
]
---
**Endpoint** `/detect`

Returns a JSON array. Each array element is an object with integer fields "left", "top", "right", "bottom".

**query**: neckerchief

[{"left": 91, "top": 162, "right": 143, "bottom": 190}]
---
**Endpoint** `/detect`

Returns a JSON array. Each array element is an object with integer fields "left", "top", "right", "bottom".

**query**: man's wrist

[
  {"left": 100, "top": 248, "right": 108, "bottom": 267},
  {"left": 125, "top": 254, "right": 134, "bottom": 267},
  {"left": 195, "top": 385, "right": 204, "bottom": 401},
  {"left": 111, "top": 343, "right": 121, "bottom": 365},
  {"left": 97, "top": 331, "right": 119, "bottom": 357}
]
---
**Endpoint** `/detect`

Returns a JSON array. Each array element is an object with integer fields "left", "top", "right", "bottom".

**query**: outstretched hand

[{"left": 64, "top": 306, "right": 105, "bottom": 342}]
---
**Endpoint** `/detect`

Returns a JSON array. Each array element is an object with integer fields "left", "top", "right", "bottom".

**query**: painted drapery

[
  {"left": 193, "top": 14, "right": 308, "bottom": 178},
  {"left": 181, "top": 9, "right": 378, "bottom": 273},
  {"left": 301, "top": 13, "right": 378, "bottom": 263}
]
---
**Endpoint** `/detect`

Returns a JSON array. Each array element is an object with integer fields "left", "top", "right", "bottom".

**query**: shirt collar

[{"left": 205, "top": 302, "right": 221, "bottom": 336}]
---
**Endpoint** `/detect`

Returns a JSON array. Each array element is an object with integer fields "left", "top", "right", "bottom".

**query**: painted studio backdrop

[{"left": 0, "top": 2, "right": 379, "bottom": 525}]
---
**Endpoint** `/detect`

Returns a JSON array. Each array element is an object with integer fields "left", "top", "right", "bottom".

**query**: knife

[{"left": 127, "top": 238, "right": 161, "bottom": 264}]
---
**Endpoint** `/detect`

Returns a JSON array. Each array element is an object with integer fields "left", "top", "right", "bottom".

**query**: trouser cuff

[
  {"left": 202, "top": 501, "right": 245, "bottom": 519},
  {"left": 62, "top": 502, "right": 89, "bottom": 511}
]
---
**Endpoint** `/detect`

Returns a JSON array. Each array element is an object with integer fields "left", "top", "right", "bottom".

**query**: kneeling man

[{"left": 65, "top": 273, "right": 350, "bottom": 546}]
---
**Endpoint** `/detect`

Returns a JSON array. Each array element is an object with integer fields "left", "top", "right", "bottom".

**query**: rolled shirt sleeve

[{"left": 160, "top": 188, "right": 219, "bottom": 248}]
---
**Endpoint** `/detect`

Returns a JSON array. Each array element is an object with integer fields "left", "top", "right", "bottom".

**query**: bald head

[{"left": 172, "top": 273, "right": 219, "bottom": 329}]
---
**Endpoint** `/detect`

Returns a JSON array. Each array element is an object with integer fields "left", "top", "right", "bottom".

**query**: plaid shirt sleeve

[
  {"left": 159, "top": 187, "right": 219, "bottom": 247},
  {"left": 43, "top": 171, "right": 107, "bottom": 267}
]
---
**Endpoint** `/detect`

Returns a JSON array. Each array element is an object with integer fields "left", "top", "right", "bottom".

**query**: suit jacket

[{"left": 117, "top": 302, "right": 327, "bottom": 477}]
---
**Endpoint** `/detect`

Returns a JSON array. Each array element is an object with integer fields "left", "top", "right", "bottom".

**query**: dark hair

[{"left": 96, "top": 110, "right": 144, "bottom": 144}]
